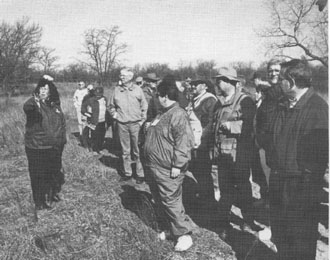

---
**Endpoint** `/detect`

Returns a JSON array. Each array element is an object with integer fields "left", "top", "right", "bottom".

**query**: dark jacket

[
  {"left": 268, "top": 88, "right": 328, "bottom": 176},
  {"left": 24, "top": 97, "right": 66, "bottom": 150},
  {"left": 255, "top": 84, "right": 283, "bottom": 149},
  {"left": 81, "top": 95, "right": 107, "bottom": 125},
  {"left": 192, "top": 92, "right": 218, "bottom": 150},
  {"left": 143, "top": 102, "right": 194, "bottom": 170}
]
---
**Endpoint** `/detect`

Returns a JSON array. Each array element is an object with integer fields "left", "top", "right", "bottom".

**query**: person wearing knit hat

[{"left": 24, "top": 75, "right": 66, "bottom": 210}]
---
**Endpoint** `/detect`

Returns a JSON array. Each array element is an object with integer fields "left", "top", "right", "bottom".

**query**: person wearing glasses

[
  {"left": 143, "top": 77, "right": 196, "bottom": 251},
  {"left": 211, "top": 67, "right": 258, "bottom": 240},
  {"left": 108, "top": 68, "right": 148, "bottom": 184},
  {"left": 73, "top": 81, "right": 88, "bottom": 143},
  {"left": 267, "top": 59, "right": 328, "bottom": 260}
]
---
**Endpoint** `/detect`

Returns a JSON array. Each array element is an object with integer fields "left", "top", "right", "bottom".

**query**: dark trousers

[
  {"left": 189, "top": 148, "right": 213, "bottom": 200},
  {"left": 82, "top": 126, "right": 92, "bottom": 149},
  {"left": 91, "top": 122, "right": 106, "bottom": 153},
  {"left": 25, "top": 147, "right": 64, "bottom": 206},
  {"left": 251, "top": 145, "right": 268, "bottom": 199},
  {"left": 269, "top": 172, "right": 322, "bottom": 260},
  {"left": 217, "top": 154, "right": 254, "bottom": 226}
]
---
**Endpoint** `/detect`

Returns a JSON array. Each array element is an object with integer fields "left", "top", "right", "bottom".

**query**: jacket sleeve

[
  {"left": 170, "top": 110, "right": 194, "bottom": 169},
  {"left": 108, "top": 90, "right": 117, "bottom": 117},
  {"left": 297, "top": 99, "right": 329, "bottom": 175},
  {"left": 23, "top": 97, "right": 42, "bottom": 127},
  {"left": 140, "top": 88, "right": 148, "bottom": 122}
]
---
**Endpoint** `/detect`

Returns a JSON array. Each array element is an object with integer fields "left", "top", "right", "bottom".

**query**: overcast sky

[{"left": 1, "top": 0, "right": 270, "bottom": 69}]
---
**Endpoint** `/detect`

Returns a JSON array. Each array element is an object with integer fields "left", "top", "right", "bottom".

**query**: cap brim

[{"left": 213, "top": 74, "right": 239, "bottom": 81}]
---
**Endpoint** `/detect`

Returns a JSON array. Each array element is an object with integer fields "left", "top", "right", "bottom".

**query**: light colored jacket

[
  {"left": 108, "top": 82, "right": 148, "bottom": 123},
  {"left": 73, "top": 88, "right": 88, "bottom": 108}
]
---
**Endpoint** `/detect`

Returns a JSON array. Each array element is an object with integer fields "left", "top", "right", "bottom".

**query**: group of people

[{"left": 24, "top": 58, "right": 328, "bottom": 259}]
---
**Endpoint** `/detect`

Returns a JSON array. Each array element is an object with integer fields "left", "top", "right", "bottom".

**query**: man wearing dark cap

[
  {"left": 267, "top": 59, "right": 328, "bottom": 260},
  {"left": 211, "top": 67, "right": 257, "bottom": 239}
]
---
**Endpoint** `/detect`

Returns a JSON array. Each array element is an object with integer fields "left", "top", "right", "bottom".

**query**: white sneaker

[
  {"left": 174, "top": 235, "right": 193, "bottom": 251},
  {"left": 157, "top": 231, "right": 166, "bottom": 241}
]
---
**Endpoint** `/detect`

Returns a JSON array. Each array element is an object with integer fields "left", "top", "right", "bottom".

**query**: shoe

[
  {"left": 119, "top": 176, "right": 132, "bottom": 182},
  {"left": 157, "top": 231, "right": 166, "bottom": 241},
  {"left": 174, "top": 235, "right": 193, "bottom": 252},
  {"left": 136, "top": 177, "right": 145, "bottom": 184}
]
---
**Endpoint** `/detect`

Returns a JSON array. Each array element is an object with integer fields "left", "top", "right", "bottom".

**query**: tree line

[{"left": 0, "top": 0, "right": 328, "bottom": 96}]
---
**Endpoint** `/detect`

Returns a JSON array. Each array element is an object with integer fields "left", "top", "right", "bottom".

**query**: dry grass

[
  {"left": 0, "top": 87, "right": 236, "bottom": 260},
  {"left": 0, "top": 84, "right": 328, "bottom": 260}
]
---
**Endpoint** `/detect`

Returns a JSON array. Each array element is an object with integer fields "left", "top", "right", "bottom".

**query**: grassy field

[{"left": 0, "top": 83, "right": 328, "bottom": 260}]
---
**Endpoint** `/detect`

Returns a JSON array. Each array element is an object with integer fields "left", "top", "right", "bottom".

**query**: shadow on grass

[
  {"left": 119, "top": 184, "right": 167, "bottom": 232},
  {"left": 99, "top": 155, "right": 122, "bottom": 176},
  {"left": 182, "top": 177, "right": 277, "bottom": 260}
]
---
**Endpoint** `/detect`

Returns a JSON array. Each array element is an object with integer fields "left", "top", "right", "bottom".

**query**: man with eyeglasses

[
  {"left": 108, "top": 68, "right": 148, "bottom": 184},
  {"left": 267, "top": 59, "right": 328, "bottom": 259}
]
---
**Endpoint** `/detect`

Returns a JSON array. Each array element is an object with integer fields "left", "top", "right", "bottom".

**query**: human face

[
  {"left": 78, "top": 82, "right": 85, "bottom": 89},
  {"left": 192, "top": 83, "right": 206, "bottom": 96},
  {"left": 267, "top": 64, "right": 281, "bottom": 85},
  {"left": 120, "top": 70, "right": 134, "bottom": 84},
  {"left": 215, "top": 78, "right": 232, "bottom": 96},
  {"left": 39, "top": 85, "right": 50, "bottom": 100},
  {"left": 280, "top": 78, "right": 296, "bottom": 99},
  {"left": 158, "top": 94, "right": 167, "bottom": 107},
  {"left": 136, "top": 80, "right": 143, "bottom": 87}
]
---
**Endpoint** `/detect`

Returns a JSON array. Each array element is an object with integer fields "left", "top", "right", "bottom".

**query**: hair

[
  {"left": 94, "top": 86, "right": 104, "bottom": 96},
  {"left": 157, "top": 75, "right": 178, "bottom": 101},
  {"left": 191, "top": 80, "right": 216, "bottom": 95},
  {"left": 34, "top": 76, "right": 60, "bottom": 105},
  {"left": 267, "top": 58, "right": 282, "bottom": 70},
  {"left": 281, "top": 59, "right": 312, "bottom": 89}
]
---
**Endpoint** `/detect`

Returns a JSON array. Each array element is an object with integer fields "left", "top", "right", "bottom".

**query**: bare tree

[
  {"left": 0, "top": 17, "right": 42, "bottom": 94},
  {"left": 82, "top": 26, "right": 127, "bottom": 84},
  {"left": 37, "top": 47, "right": 59, "bottom": 73},
  {"left": 259, "top": 0, "right": 328, "bottom": 67}
]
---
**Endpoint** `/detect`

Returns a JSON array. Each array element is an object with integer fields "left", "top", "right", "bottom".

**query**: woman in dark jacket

[{"left": 24, "top": 75, "right": 66, "bottom": 210}]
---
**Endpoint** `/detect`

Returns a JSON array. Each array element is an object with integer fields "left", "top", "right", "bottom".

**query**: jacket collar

[
  {"left": 119, "top": 82, "right": 136, "bottom": 92},
  {"left": 279, "top": 87, "right": 315, "bottom": 110}
]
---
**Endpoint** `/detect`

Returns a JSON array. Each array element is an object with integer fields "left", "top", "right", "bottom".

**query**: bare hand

[{"left": 171, "top": 168, "right": 181, "bottom": 179}]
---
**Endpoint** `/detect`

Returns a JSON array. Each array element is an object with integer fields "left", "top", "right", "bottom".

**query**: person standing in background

[
  {"left": 108, "top": 68, "right": 148, "bottom": 184},
  {"left": 73, "top": 81, "right": 88, "bottom": 143}
]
